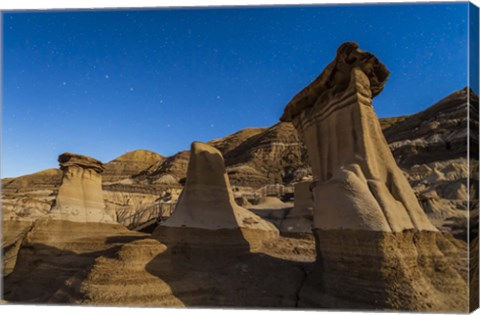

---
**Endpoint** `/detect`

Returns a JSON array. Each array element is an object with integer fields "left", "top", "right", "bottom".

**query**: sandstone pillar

[
  {"left": 152, "top": 142, "right": 278, "bottom": 268},
  {"left": 280, "top": 42, "right": 467, "bottom": 311},
  {"left": 49, "top": 153, "right": 116, "bottom": 223}
]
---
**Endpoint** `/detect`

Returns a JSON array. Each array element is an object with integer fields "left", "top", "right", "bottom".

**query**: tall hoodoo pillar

[
  {"left": 280, "top": 42, "right": 466, "bottom": 311},
  {"left": 152, "top": 142, "right": 278, "bottom": 268}
]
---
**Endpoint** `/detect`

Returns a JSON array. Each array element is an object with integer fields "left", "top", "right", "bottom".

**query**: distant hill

[
  {"left": 383, "top": 87, "right": 478, "bottom": 167},
  {"left": 2, "top": 168, "right": 62, "bottom": 193},
  {"left": 103, "top": 149, "right": 165, "bottom": 182}
]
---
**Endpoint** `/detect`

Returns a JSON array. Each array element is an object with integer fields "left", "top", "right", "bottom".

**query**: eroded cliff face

[
  {"left": 103, "top": 150, "right": 165, "bottom": 183},
  {"left": 2, "top": 168, "right": 62, "bottom": 193},
  {"left": 382, "top": 88, "right": 479, "bottom": 237},
  {"left": 103, "top": 191, "right": 160, "bottom": 223},
  {"left": 134, "top": 150, "right": 190, "bottom": 186},
  {"left": 221, "top": 123, "right": 310, "bottom": 188},
  {"left": 384, "top": 87, "right": 476, "bottom": 167},
  {"left": 281, "top": 42, "right": 467, "bottom": 311},
  {"left": 134, "top": 124, "right": 309, "bottom": 189},
  {"left": 2, "top": 169, "right": 62, "bottom": 221}
]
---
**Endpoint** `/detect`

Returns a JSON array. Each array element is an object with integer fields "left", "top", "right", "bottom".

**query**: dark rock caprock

[{"left": 281, "top": 42, "right": 467, "bottom": 311}]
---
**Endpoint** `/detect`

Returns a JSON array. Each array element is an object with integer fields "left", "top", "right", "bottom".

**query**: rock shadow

[
  {"left": 104, "top": 235, "right": 148, "bottom": 244},
  {"left": 145, "top": 141, "right": 309, "bottom": 308},
  {"left": 4, "top": 233, "right": 149, "bottom": 304},
  {"left": 145, "top": 227, "right": 310, "bottom": 308},
  {"left": 4, "top": 243, "right": 117, "bottom": 303}
]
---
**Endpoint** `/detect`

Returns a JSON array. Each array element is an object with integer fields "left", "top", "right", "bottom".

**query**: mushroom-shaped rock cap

[
  {"left": 58, "top": 152, "right": 105, "bottom": 173},
  {"left": 281, "top": 42, "right": 390, "bottom": 122}
]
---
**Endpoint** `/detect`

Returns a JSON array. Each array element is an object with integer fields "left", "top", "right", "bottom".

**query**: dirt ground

[{"left": 2, "top": 219, "right": 317, "bottom": 307}]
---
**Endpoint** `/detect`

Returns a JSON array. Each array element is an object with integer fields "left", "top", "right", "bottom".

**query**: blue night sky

[{"left": 2, "top": 3, "right": 473, "bottom": 178}]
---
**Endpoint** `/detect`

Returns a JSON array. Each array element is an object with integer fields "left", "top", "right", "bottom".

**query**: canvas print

[{"left": 1, "top": 2, "right": 479, "bottom": 312}]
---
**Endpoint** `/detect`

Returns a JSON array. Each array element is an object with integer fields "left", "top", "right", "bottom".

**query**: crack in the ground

[{"left": 294, "top": 264, "right": 308, "bottom": 307}]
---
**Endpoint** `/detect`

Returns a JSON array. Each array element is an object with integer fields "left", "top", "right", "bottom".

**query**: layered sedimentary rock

[
  {"left": 103, "top": 190, "right": 161, "bottom": 224},
  {"left": 406, "top": 158, "right": 471, "bottom": 234},
  {"left": 103, "top": 150, "right": 165, "bottom": 183},
  {"left": 137, "top": 123, "right": 309, "bottom": 189},
  {"left": 3, "top": 219, "right": 146, "bottom": 303},
  {"left": 135, "top": 150, "right": 190, "bottom": 185},
  {"left": 281, "top": 42, "right": 435, "bottom": 233},
  {"left": 2, "top": 220, "right": 33, "bottom": 277},
  {"left": 384, "top": 87, "right": 477, "bottom": 167},
  {"left": 2, "top": 168, "right": 62, "bottom": 193},
  {"left": 55, "top": 229, "right": 312, "bottom": 307},
  {"left": 382, "top": 88, "right": 479, "bottom": 235},
  {"left": 49, "top": 153, "right": 116, "bottom": 223},
  {"left": 281, "top": 42, "right": 467, "bottom": 311},
  {"left": 2, "top": 169, "right": 62, "bottom": 221},
  {"left": 219, "top": 122, "right": 309, "bottom": 187},
  {"left": 280, "top": 180, "right": 314, "bottom": 234}
]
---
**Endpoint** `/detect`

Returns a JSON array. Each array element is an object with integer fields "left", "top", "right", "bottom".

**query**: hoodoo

[
  {"left": 281, "top": 42, "right": 467, "bottom": 311},
  {"left": 4, "top": 153, "right": 138, "bottom": 302},
  {"left": 152, "top": 142, "right": 278, "bottom": 258},
  {"left": 49, "top": 152, "right": 116, "bottom": 223}
]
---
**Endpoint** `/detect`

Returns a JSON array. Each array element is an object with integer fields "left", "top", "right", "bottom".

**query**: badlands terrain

[{"left": 1, "top": 42, "right": 478, "bottom": 311}]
